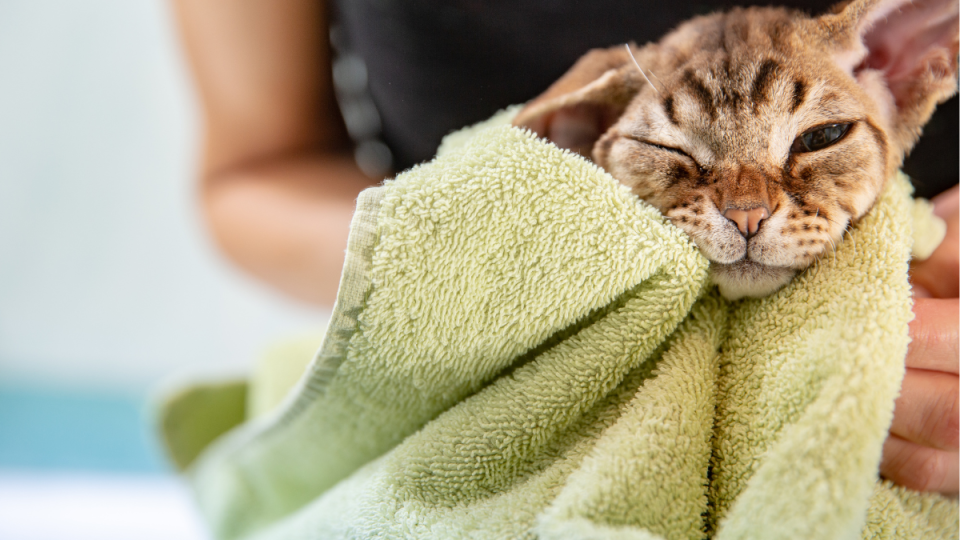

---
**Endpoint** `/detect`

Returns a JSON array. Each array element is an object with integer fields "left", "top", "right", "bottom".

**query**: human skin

[
  {"left": 172, "top": 0, "right": 958, "bottom": 494},
  {"left": 881, "top": 185, "right": 959, "bottom": 495},
  {"left": 171, "top": 0, "right": 375, "bottom": 306}
]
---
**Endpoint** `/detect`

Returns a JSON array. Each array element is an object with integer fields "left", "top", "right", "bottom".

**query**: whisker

[
  {"left": 625, "top": 44, "right": 662, "bottom": 97},
  {"left": 819, "top": 212, "right": 845, "bottom": 230},
  {"left": 824, "top": 233, "right": 838, "bottom": 266},
  {"left": 648, "top": 69, "right": 667, "bottom": 90}
]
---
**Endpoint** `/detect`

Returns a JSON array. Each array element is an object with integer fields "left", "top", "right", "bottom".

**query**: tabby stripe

[
  {"left": 663, "top": 95, "right": 678, "bottom": 125},
  {"left": 751, "top": 59, "right": 780, "bottom": 110},
  {"left": 721, "top": 58, "right": 733, "bottom": 79},
  {"left": 790, "top": 79, "right": 807, "bottom": 113},
  {"left": 729, "top": 19, "right": 749, "bottom": 42},
  {"left": 682, "top": 69, "right": 716, "bottom": 119},
  {"left": 768, "top": 19, "right": 791, "bottom": 50},
  {"left": 669, "top": 162, "right": 690, "bottom": 184}
]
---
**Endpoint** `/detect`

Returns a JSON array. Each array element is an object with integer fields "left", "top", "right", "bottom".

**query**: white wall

[{"left": 0, "top": 1, "right": 330, "bottom": 391}]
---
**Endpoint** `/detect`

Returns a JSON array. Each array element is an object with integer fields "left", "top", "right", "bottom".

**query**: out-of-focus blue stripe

[{"left": 0, "top": 385, "right": 168, "bottom": 473}]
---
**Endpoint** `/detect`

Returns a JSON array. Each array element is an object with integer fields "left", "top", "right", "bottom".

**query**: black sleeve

[{"left": 902, "top": 96, "right": 958, "bottom": 199}]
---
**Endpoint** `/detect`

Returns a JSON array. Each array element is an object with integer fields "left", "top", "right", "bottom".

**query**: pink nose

[{"left": 723, "top": 206, "right": 769, "bottom": 238}]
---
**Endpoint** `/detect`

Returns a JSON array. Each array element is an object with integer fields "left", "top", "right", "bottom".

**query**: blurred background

[{"left": 0, "top": 1, "right": 330, "bottom": 538}]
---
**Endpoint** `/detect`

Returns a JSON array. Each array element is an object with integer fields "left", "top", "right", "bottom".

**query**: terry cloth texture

[{"left": 173, "top": 110, "right": 957, "bottom": 540}]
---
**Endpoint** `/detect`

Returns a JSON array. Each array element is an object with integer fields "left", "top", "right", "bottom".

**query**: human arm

[
  {"left": 171, "top": 0, "right": 376, "bottom": 306},
  {"left": 881, "top": 185, "right": 959, "bottom": 495}
]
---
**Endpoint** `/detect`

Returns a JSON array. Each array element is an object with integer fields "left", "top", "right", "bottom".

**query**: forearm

[
  {"left": 172, "top": 0, "right": 364, "bottom": 305},
  {"left": 202, "top": 153, "right": 376, "bottom": 306}
]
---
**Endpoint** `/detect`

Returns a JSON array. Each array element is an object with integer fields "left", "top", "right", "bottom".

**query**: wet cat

[{"left": 514, "top": 0, "right": 958, "bottom": 299}]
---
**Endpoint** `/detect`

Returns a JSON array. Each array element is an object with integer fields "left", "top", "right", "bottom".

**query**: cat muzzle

[{"left": 723, "top": 206, "right": 770, "bottom": 239}]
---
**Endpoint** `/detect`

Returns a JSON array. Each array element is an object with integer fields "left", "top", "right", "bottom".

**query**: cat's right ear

[
  {"left": 513, "top": 46, "right": 646, "bottom": 157},
  {"left": 813, "top": 0, "right": 959, "bottom": 154}
]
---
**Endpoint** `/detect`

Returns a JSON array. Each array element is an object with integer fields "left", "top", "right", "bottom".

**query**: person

[{"left": 171, "top": 0, "right": 958, "bottom": 494}]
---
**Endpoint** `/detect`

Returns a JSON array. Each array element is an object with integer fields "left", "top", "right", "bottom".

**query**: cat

[{"left": 513, "top": 0, "right": 958, "bottom": 300}]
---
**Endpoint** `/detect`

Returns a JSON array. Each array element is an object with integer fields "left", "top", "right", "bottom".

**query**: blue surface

[{"left": 0, "top": 385, "right": 169, "bottom": 473}]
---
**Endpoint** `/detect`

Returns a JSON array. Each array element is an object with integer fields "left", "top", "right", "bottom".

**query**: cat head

[{"left": 513, "top": 0, "right": 958, "bottom": 300}]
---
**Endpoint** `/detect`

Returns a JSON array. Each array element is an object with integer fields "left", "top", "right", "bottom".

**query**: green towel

[{"left": 170, "top": 110, "right": 957, "bottom": 540}]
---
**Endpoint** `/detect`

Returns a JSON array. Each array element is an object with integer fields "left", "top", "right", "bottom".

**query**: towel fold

[{"left": 162, "top": 109, "right": 956, "bottom": 540}]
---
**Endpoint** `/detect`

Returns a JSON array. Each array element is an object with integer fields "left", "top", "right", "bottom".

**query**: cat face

[
  {"left": 515, "top": 0, "right": 958, "bottom": 299},
  {"left": 596, "top": 9, "right": 893, "bottom": 299}
]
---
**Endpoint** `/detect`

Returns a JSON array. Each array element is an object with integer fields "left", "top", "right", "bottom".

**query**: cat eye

[
  {"left": 791, "top": 123, "right": 852, "bottom": 153},
  {"left": 629, "top": 137, "right": 707, "bottom": 173}
]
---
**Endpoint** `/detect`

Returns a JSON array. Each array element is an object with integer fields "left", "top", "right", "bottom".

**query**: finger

[
  {"left": 890, "top": 367, "right": 959, "bottom": 451},
  {"left": 931, "top": 185, "right": 959, "bottom": 220},
  {"left": 910, "top": 191, "right": 958, "bottom": 299},
  {"left": 880, "top": 435, "right": 959, "bottom": 495},
  {"left": 906, "top": 298, "right": 959, "bottom": 374},
  {"left": 911, "top": 283, "right": 932, "bottom": 298},
  {"left": 910, "top": 247, "right": 958, "bottom": 299}
]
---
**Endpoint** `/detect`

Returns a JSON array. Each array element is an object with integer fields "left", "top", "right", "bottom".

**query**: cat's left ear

[{"left": 813, "top": 0, "right": 959, "bottom": 153}]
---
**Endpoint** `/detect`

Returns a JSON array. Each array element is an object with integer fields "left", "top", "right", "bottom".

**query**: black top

[{"left": 333, "top": 0, "right": 957, "bottom": 197}]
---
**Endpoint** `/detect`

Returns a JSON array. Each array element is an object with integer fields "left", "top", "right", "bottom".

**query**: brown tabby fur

[{"left": 514, "top": 0, "right": 958, "bottom": 299}]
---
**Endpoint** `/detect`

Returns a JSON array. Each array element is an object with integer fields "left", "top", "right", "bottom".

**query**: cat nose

[{"left": 723, "top": 206, "right": 769, "bottom": 239}]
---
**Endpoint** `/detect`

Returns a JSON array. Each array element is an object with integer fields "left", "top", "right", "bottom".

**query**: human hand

[{"left": 880, "top": 185, "right": 958, "bottom": 495}]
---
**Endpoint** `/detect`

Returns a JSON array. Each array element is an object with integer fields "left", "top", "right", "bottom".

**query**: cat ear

[
  {"left": 513, "top": 46, "right": 646, "bottom": 157},
  {"left": 815, "top": 0, "right": 959, "bottom": 153}
]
